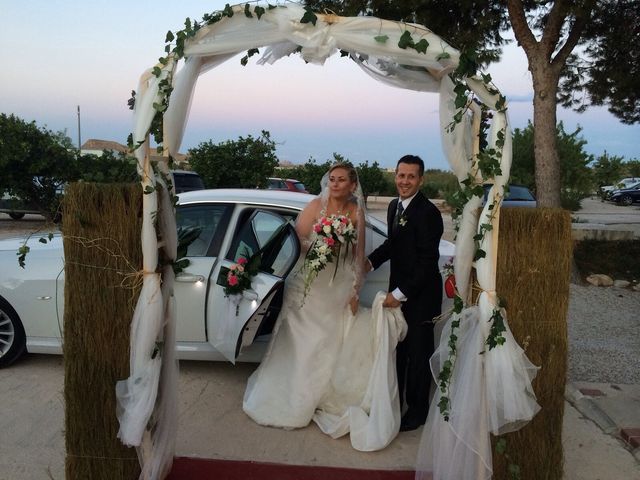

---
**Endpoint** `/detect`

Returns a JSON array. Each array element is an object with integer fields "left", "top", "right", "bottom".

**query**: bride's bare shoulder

[{"left": 304, "top": 197, "right": 322, "bottom": 214}]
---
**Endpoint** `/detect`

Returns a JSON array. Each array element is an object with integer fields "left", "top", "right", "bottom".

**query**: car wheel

[
  {"left": 620, "top": 195, "right": 633, "bottom": 206},
  {"left": 8, "top": 212, "right": 25, "bottom": 220},
  {"left": 0, "top": 298, "right": 26, "bottom": 367}
]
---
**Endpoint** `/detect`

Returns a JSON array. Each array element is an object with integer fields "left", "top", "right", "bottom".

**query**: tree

[
  {"left": 304, "top": 1, "right": 638, "bottom": 207},
  {"left": 356, "top": 160, "right": 387, "bottom": 202},
  {"left": 561, "top": 0, "right": 640, "bottom": 124},
  {"left": 624, "top": 159, "right": 640, "bottom": 177},
  {"left": 188, "top": 131, "right": 279, "bottom": 189},
  {"left": 0, "top": 113, "right": 78, "bottom": 220},
  {"left": 590, "top": 152, "right": 627, "bottom": 187},
  {"left": 510, "top": 121, "right": 593, "bottom": 210},
  {"left": 78, "top": 151, "right": 138, "bottom": 184}
]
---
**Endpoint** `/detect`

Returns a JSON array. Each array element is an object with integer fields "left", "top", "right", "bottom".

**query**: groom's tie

[{"left": 392, "top": 200, "right": 404, "bottom": 234}]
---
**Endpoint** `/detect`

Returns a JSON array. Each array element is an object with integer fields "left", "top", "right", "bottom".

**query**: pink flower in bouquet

[
  {"left": 237, "top": 257, "right": 248, "bottom": 265},
  {"left": 236, "top": 265, "right": 245, "bottom": 273},
  {"left": 227, "top": 274, "right": 239, "bottom": 286},
  {"left": 314, "top": 223, "right": 322, "bottom": 233},
  {"left": 325, "top": 237, "right": 335, "bottom": 247}
]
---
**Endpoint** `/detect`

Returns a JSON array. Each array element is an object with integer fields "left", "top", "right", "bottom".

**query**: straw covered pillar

[
  {"left": 63, "top": 183, "right": 142, "bottom": 479},
  {"left": 491, "top": 207, "right": 572, "bottom": 479}
]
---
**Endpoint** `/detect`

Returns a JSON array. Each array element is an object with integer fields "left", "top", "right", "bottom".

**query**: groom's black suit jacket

[{"left": 368, "top": 191, "right": 443, "bottom": 324}]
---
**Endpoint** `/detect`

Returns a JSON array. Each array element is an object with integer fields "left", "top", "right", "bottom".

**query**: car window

[
  {"left": 293, "top": 182, "right": 306, "bottom": 192},
  {"left": 228, "top": 210, "right": 286, "bottom": 262},
  {"left": 176, "top": 204, "right": 229, "bottom": 257},
  {"left": 505, "top": 186, "right": 535, "bottom": 201}
]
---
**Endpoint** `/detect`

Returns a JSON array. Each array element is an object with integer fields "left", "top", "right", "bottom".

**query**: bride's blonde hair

[{"left": 328, "top": 162, "right": 358, "bottom": 185}]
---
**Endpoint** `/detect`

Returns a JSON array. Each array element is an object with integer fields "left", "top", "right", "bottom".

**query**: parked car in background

[
  {"left": 171, "top": 170, "right": 205, "bottom": 193},
  {"left": 1, "top": 171, "right": 203, "bottom": 220},
  {"left": 0, "top": 194, "right": 41, "bottom": 220},
  {"left": 267, "top": 177, "right": 308, "bottom": 194},
  {"left": 0, "top": 188, "right": 456, "bottom": 367},
  {"left": 483, "top": 184, "right": 537, "bottom": 208},
  {"left": 600, "top": 177, "right": 640, "bottom": 198},
  {"left": 609, "top": 182, "right": 640, "bottom": 206}
]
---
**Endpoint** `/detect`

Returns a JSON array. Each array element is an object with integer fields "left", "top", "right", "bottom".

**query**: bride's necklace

[{"left": 328, "top": 199, "right": 349, "bottom": 216}]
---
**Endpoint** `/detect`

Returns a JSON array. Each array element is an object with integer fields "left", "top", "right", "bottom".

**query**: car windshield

[{"left": 505, "top": 185, "right": 535, "bottom": 201}]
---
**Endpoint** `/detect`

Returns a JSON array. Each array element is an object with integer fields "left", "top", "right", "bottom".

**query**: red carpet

[{"left": 168, "top": 457, "right": 418, "bottom": 480}]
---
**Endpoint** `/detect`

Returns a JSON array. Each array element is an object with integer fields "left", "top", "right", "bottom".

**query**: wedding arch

[{"left": 115, "top": 3, "right": 538, "bottom": 479}]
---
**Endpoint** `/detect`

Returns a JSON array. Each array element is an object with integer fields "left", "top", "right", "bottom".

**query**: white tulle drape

[
  {"left": 119, "top": 3, "right": 538, "bottom": 479},
  {"left": 416, "top": 61, "right": 539, "bottom": 480}
]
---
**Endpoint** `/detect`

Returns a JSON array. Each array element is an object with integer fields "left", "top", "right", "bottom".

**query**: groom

[{"left": 367, "top": 155, "right": 443, "bottom": 432}]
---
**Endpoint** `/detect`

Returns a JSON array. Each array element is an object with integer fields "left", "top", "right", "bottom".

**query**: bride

[{"left": 243, "top": 163, "right": 407, "bottom": 451}]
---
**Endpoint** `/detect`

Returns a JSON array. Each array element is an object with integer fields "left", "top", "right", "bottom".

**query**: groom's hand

[{"left": 382, "top": 292, "right": 401, "bottom": 308}]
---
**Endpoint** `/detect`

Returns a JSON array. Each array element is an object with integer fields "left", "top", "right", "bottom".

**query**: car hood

[{"left": 0, "top": 233, "right": 63, "bottom": 252}]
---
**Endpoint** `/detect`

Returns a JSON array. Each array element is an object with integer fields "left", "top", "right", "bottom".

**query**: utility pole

[{"left": 77, "top": 105, "right": 82, "bottom": 157}]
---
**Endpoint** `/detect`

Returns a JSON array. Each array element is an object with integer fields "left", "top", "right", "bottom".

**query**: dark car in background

[
  {"left": 171, "top": 170, "right": 205, "bottom": 193},
  {"left": 267, "top": 177, "right": 308, "bottom": 194},
  {"left": 483, "top": 184, "right": 537, "bottom": 208},
  {"left": 609, "top": 182, "right": 640, "bottom": 206}
]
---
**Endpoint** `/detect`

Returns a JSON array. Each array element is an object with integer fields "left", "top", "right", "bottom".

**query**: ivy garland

[{"left": 433, "top": 48, "right": 510, "bottom": 421}]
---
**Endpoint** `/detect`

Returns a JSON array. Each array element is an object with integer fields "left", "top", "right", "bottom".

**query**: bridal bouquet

[{"left": 301, "top": 213, "right": 357, "bottom": 301}]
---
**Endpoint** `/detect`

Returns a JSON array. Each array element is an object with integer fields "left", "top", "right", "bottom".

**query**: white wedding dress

[{"left": 243, "top": 237, "right": 407, "bottom": 451}]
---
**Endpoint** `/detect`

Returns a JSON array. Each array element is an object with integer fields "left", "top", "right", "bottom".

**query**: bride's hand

[{"left": 349, "top": 295, "right": 359, "bottom": 315}]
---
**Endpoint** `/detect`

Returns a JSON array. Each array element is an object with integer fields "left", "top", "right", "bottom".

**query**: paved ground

[
  {"left": 2, "top": 355, "right": 639, "bottom": 480},
  {"left": 1, "top": 199, "right": 639, "bottom": 479}
]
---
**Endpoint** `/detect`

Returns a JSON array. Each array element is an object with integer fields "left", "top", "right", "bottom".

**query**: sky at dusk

[{"left": 2, "top": 0, "right": 638, "bottom": 171}]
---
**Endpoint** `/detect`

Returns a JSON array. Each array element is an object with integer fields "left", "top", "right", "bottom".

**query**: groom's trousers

[{"left": 397, "top": 306, "right": 438, "bottom": 423}]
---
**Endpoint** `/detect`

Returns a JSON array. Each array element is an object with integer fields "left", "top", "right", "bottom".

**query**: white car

[{"left": 0, "top": 189, "right": 455, "bottom": 367}]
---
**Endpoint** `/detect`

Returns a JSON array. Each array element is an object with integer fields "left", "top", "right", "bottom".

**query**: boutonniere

[{"left": 399, "top": 214, "right": 408, "bottom": 227}]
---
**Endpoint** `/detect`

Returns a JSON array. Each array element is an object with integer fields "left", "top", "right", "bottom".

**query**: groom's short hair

[{"left": 397, "top": 155, "right": 424, "bottom": 176}]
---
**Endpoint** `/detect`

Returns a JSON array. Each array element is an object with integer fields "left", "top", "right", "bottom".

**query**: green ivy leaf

[
  {"left": 414, "top": 38, "right": 429, "bottom": 53},
  {"left": 223, "top": 4, "right": 234, "bottom": 17},
  {"left": 436, "top": 52, "right": 451, "bottom": 61},
  {"left": 38, "top": 237, "right": 47, "bottom": 244},
  {"left": 374, "top": 35, "right": 389, "bottom": 43},
  {"left": 48, "top": 232, "right": 54, "bottom": 241},
  {"left": 268, "top": 3, "right": 277, "bottom": 9},
  {"left": 254, "top": 5, "right": 265, "bottom": 19},
  {"left": 144, "top": 185, "right": 156, "bottom": 195},
  {"left": 152, "top": 66, "right": 162, "bottom": 78},
  {"left": 240, "top": 55, "right": 248, "bottom": 66},
  {"left": 473, "top": 249, "right": 486, "bottom": 261},
  {"left": 300, "top": 8, "right": 317, "bottom": 26},
  {"left": 453, "top": 295, "right": 464, "bottom": 314},
  {"left": 159, "top": 57, "right": 168, "bottom": 65},
  {"left": 339, "top": 50, "right": 349, "bottom": 57},
  {"left": 244, "top": 3, "right": 252, "bottom": 17},
  {"left": 165, "top": 31, "right": 175, "bottom": 43},
  {"left": 496, "top": 438, "right": 507, "bottom": 454},
  {"left": 397, "top": 30, "right": 414, "bottom": 49}
]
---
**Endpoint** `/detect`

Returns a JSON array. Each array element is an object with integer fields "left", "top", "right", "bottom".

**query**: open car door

[{"left": 206, "top": 209, "right": 300, "bottom": 363}]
